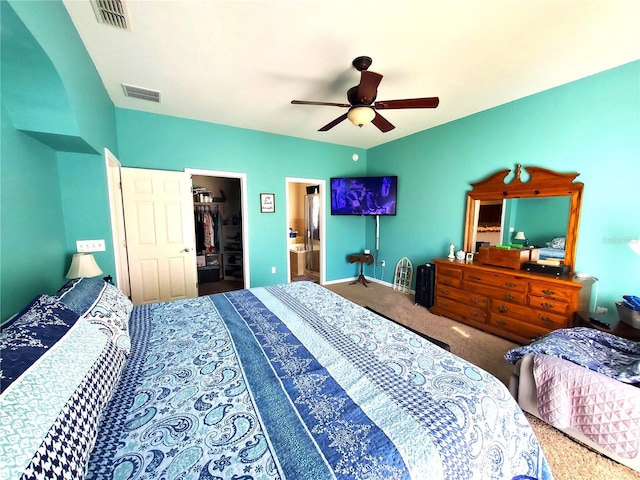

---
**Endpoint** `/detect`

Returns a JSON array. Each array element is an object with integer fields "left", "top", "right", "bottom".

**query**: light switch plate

[{"left": 76, "top": 239, "right": 106, "bottom": 252}]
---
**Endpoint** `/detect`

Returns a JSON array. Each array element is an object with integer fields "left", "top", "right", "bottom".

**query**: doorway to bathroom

[{"left": 286, "top": 178, "right": 326, "bottom": 284}]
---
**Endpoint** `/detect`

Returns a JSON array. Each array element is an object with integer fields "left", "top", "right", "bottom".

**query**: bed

[
  {"left": 506, "top": 328, "right": 640, "bottom": 472},
  {"left": 536, "top": 236, "right": 566, "bottom": 261},
  {"left": 2, "top": 278, "right": 553, "bottom": 479}
]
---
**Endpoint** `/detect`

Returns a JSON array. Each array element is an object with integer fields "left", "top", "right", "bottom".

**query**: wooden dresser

[{"left": 430, "top": 258, "right": 592, "bottom": 344}]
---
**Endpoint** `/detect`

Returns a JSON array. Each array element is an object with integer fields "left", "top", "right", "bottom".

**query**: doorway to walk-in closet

[
  {"left": 191, "top": 171, "right": 247, "bottom": 295},
  {"left": 286, "top": 178, "right": 326, "bottom": 284}
]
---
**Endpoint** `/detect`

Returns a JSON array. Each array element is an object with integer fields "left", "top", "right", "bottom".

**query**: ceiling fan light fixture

[{"left": 347, "top": 107, "right": 375, "bottom": 127}]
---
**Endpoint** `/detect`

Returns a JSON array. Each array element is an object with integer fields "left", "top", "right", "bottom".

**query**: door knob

[{"left": 182, "top": 247, "right": 191, "bottom": 253}]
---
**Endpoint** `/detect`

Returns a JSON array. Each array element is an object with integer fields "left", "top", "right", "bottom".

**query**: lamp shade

[
  {"left": 66, "top": 253, "right": 103, "bottom": 279},
  {"left": 347, "top": 107, "right": 376, "bottom": 127},
  {"left": 513, "top": 231, "right": 526, "bottom": 240}
]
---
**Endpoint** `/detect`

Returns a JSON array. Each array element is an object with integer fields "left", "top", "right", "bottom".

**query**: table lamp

[
  {"left": 513, "top": 231, "right": 528, "bottom": 246},
  {"left": 66, "top": 253, "right": 103, "bottom": 279}
]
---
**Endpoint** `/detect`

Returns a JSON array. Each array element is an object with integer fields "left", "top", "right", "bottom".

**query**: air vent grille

[
  {"left": 91, "top": 0, "right": 130, "bottom": 30},
  {"left": 122, "top": 84, "right": 161, "bottom": 103}
]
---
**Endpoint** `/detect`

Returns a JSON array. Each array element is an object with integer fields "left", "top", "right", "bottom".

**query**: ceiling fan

[{"left": 291, "top": 56, "right": 439, "bottom": 133}]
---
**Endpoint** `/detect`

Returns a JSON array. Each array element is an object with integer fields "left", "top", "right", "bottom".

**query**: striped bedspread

[{"left": 87, "top": 281, "right": 552, "bottom": 479}]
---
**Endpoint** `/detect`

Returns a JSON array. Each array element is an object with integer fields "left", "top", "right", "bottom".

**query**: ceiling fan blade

[
  {"left": 375, "top": 97, "right": 440, "bottom": 109},
  {"left": 371, "top": 112, "right": 395, "bottom": 132},
  {"left": 319, "top": 113, "right": 348, "bottom": 131},
  {"left": 292, "top": 100, "right": 350, "bottom": 107},
  {"left": 357, "top": 70, "right": 383, "bottom": 105}
]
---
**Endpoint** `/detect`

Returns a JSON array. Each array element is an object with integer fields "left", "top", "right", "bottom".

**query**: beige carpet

[{"left": 325, "top": 281, "right": 640, "bottom": 480}]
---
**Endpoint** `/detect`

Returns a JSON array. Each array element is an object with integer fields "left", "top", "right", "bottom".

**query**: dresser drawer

[
  {"left": 489, "top": 313, "right": 550, "bottom": 340},
  {"left": 532, "top": 310, "right": 569, "bottom": 330},
  {"left": 462, "top": 282, "right": 527, "bottom": 305},
  {"left": 435, "top": 296, "right": 488, "bottom": 324},
  {"left": 464, "top": 271, "right": 527, "bottom": 292},
  {"left": 529, "top": 283, "right": 575, "bottom": 302},
  {"left": 528, "top": 295, "right": 570, "bottom": 315},
  {"left": 437, "top": 265, "right": 463, "bottom": 288},
  {"left": 436, "top": 285, "right": 488, "bottom": 310},
  {"left": 438, "top": 275, "right": 462, "bottom": 288},
  {"left": 438, "top": 265, "right": 463, "bottom": 279},
  {"left": 490, "top": 299, "right": 531, "bottom": 319}
]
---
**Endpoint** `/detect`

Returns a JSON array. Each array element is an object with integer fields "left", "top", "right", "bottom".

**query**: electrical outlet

[
  {"left": 271, "top": 266, "right": 276, "bottom": 274},
  {"left": 76, "top": 239, "right": 105, "bottom": 252},
  {"left": 380, "top": 260, "right": 386, "bottom": 267},
  {"left": 596, "top": 306, "right": 608, "bottom": 314}
]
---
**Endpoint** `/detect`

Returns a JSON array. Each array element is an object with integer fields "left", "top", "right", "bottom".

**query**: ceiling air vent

[
  {"left": 122, "top": 84, "right": 161, "bottom": 103},
  {"left": 91, "top": 0, "right": 131, "bottom": 31}
]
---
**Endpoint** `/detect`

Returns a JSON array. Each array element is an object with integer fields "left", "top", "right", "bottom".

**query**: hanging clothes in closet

[{"left": 194, "top": 204, "right": 219, "bottom": 253}]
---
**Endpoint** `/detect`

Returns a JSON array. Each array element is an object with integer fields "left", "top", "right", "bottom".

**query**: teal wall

[
  {"left": 1, "top": 0, "right": 118, "bottom": 321},
  {"left": 368, "top": 61, "right": 640, "bottom": 311},
  {"left": 1, "top": 0, "right": 637, "bottom": 322},
  {"left": 114, "top": 109, "right": 368, "bottom": 287},
  {"left": 1, "top": 104, "right": 68, "bottom": 312}
]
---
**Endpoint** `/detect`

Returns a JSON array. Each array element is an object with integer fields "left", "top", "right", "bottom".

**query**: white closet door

[{"left": 121, "top": 168, "right": 197, "bottom": 304}]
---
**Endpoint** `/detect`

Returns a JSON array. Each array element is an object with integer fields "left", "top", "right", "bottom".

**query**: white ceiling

[{"left": 63, "top": 1, "right": 640, "bottom": 149}]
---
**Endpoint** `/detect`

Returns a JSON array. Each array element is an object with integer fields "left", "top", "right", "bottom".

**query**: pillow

[
  {"left": 56, "top": 277, "right": 133, "bottom": 353},
  {"left": 0, "top": 295, "right": 79, "bottom": 391},
  {"left": 546, "top": 236, "right": 565, "bottom": 249},
  {"left": 0, "top": 305, "right": 126, "bottom": 480}
]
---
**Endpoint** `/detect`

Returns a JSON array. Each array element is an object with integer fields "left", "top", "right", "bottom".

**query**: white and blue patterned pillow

[
  {"left": 545, "top": 236, "right": 566, "bottom": 249},
  {"left": 57, "top": 277, "right": 133, "bottom": 353},
  {"left": 0, "top": 295, "right": 80, "bottom": 391}
]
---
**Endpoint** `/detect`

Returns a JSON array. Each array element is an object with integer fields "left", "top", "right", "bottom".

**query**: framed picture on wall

[{"left": 260, "top": 193, "right": 275, "bottom": 213}]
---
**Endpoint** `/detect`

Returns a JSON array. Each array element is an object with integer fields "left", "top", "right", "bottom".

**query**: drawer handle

[
  {"left": 540, "top": 316, "right": 554, "bottom": 326},
  {"left": 466, "top": 285, "right": 476, "bottom": 292},
  {"left": 504, "top": 294, "right": 515, "bottom": 301},
  {"left": 540, "top": 302, "right": 554, "bottom": 310},
  {"left": 498, "top": 305, "right": 508, "bottom": 314},
  {"left": 542, "top": 289, "right": 556, "bottom": 296},
  {"left": 496, "top": 319, "right": 506, "bottom": 327},
  {"left": 468, "top": 275, "right": 481, "bottom": 281},
  {"left": 442, "top": 289, "right": 449, "bottom": 295},
  {"left": 505, "top": 282, "right": 516, "bottom": 288},
  {"left": 471, "top": 298, "right": 480, "bottom": 304}
]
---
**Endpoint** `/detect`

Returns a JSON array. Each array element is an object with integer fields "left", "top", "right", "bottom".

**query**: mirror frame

[{"left": 463, "top": 165, "right": 583, "bottom": 272}]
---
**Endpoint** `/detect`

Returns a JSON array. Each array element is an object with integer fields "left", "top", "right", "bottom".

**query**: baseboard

[{"left": 323, "top": 276, "right": 415, "bottom": 294}]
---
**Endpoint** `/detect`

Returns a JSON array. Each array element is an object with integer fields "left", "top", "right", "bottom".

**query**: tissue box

[{"left": 616, "top": 302, "right": 640, "bottom": 329}]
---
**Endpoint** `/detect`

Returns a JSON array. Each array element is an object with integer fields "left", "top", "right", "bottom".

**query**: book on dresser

[{"left": 430, "top": 258, "right": 593, "bottom": 344}]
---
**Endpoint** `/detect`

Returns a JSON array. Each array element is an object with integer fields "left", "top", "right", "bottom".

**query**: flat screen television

[{"left": 330, "top": 176, "right": 397, "bottom": 216}]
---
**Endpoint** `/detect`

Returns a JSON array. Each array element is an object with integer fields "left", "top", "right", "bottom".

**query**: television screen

[{"left": 330, "top": 176, "right": 397, "bottom": 216}]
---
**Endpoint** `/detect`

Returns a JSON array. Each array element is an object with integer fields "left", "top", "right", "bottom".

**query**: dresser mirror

[{"left": 463, "top": 165, "right": 583, "bottom": 272}]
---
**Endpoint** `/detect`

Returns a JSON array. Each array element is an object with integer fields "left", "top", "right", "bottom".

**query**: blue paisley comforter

[{"left": 87, "top": 282, "right": 552, "bottom": 480}]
